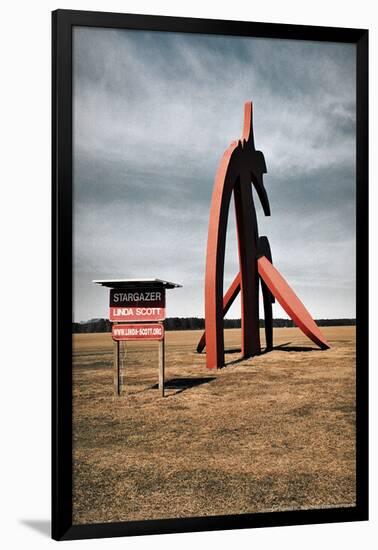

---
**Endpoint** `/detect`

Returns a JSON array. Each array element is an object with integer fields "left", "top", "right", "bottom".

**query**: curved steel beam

[
  {"left": 204, "top": 102, "right": 270, "bottom": 369},
  {"left": 258, "top": 256, "right": 330, "bottom": 350}
]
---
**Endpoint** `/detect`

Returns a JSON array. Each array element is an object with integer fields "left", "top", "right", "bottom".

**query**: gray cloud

[{"left": 73, "top": 27, "right": 356, "bottom": 322}]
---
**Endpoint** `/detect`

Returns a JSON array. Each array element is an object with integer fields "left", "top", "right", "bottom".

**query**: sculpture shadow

[
  {"left": 260, "top": 341, "right": 291, "bottom": 354},
  {"left": 224, "top": 356, "right": 250, "bottom": 367},
  {"left": 225, "top": 347, "right": 242, "bottom": 354},
  {"left": 151, "top": 377, "right": 215, "bottom": 396},
  {"left": 271, "top": 343, "right": 320, "bottom": 352},
  {"left": 224, "top": 342, "right": 320, "bottom": 366},
  {"left": 224, "top": 342, "right": 291, "bottom": 358}
]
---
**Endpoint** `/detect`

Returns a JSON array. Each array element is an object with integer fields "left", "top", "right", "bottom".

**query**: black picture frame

[{"left": 52, "top": 9, "right": 368, "bottom": 541}]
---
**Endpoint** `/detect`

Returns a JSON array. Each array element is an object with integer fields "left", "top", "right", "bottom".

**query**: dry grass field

[{"left": 72, "top": 326, "right": 356, "bottom": 524}]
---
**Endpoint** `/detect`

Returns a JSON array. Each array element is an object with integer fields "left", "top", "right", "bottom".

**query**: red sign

[
  {"left": 109, "top": 287, "right": 166, "bottom": 322},
  {"left": 112, "top": 323, "right": 164, "bottom": 341}
]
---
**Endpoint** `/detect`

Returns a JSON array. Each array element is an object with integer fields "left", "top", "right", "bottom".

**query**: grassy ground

[{"left": 72, "top": 326, "right": 356, "bottom": 524}]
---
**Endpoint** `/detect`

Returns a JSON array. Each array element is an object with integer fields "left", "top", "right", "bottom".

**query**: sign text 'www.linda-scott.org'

[
  {"left": 112, "top": 323, "right": 164, "bottom": 341},
  {"left": 109, "top": 288, "right": 166, "bottom": 321}
]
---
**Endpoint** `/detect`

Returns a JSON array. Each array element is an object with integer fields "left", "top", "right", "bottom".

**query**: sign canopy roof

[{"left": 93, "top": 278, "right": 182, "bottom": 290}]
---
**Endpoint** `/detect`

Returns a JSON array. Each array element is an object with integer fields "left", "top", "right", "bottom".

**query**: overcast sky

[{"left": 73, "top": 27, "right": 356, "bottom": 322}]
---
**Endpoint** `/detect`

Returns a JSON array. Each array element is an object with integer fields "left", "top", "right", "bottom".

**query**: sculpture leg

[
  {"left": 198, "top": 231, "right": 274, "bottom": 354},
  {"left": 234, "top": 174, "right": 260, "bottom": 357},
  {"left": 257, "top": 236, "right": 274, "bottom": 350},
  {"left": 261, "top": 279, "right": 273, "bottom": 350},
  {"left": 205, "top": 244, "right": 226, "bottom": 369}
]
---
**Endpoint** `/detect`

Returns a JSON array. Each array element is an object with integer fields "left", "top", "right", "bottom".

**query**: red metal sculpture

[{"left": 198, "top": 101, "right": 329, "bottom": 369}]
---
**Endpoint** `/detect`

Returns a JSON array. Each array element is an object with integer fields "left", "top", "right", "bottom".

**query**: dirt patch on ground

[{"left": 72, "top": 326, "right": 355, "bottom": 524}]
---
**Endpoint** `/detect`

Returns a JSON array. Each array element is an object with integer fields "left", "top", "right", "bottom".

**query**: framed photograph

[{"left": 52, "top": 9, "right": 368, "bottom": 541}]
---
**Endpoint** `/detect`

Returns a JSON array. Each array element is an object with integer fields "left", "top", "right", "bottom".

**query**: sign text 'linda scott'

[
  {"left": 109, "top": 287, "right": 166, "bottom": 321},
  {"left": 112, "top": 323, "right": 164, "bottom": 341}
]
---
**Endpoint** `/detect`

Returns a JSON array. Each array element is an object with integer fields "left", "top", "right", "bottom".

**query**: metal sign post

[
  {"left": 113, "top": 337, "right": 121, "bottom": 396},
  {"left": 158, "top": 333, "right": 165, "bottom": 397},
  {"left": 112, "top": 322, "right": 165, "bottom": 396}
]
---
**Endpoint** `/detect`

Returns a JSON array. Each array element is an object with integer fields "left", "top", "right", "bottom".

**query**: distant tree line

[
  {"left": 72, "top": 317, "right": 356, "bottom": 333},
  {"left": 72, "top": 318, "right": 112, "bottom": 333}
]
